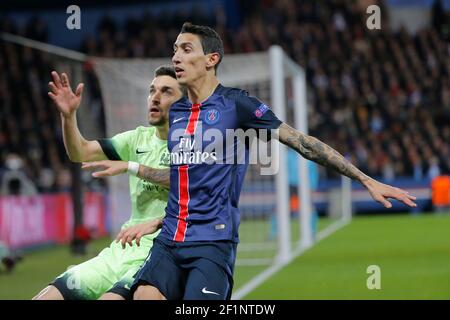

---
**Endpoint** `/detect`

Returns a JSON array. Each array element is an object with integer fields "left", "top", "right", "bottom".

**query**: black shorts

[{"left": 131, "top": 237, "right": 237, "bottom": 300}]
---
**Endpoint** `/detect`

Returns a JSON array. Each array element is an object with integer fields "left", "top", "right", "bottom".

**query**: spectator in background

[
  {"left": 0, "top": 153, "right": 37, "bottom": 196},
  {"left": 411, "top": 154, "right": 424, "bottom": 181},
  {"left": 432, "top": 0, "right": 448, "bottom": 39},
  {"left": 37, "top": 168, "right": 56, "bottom": 193},
  {"left": 0, "top": 241, "right": 23, "bottom": 273},
  {"left": 427, "top": 157, "right": 441, "bottom": 180},
  {"left": 55, "top": 169, "right": 72, "bottom": 192},
  {"left": 71, "top": 225, "right": 92, "bottom": 256},
  {"left": 431, "top": 174, "right": 450, "bottom": 212},
  {"left": 382, "top": 158, "right": 395, "bottom": 182}
]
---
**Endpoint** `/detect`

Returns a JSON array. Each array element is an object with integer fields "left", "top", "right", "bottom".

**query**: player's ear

[{"left": 206, "top": 52, "right": 220, "bottom": 70}]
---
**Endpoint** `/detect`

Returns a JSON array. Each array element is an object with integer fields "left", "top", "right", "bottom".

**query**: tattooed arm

[
  {"left": 137, "top": 165, "right": 170, "bottom": 188},
  {"left": 278, "top": 123, "right": 417, "bottom": 208},
  {"left": 82, "top": 160, "right": 170, "bottom": 187}
]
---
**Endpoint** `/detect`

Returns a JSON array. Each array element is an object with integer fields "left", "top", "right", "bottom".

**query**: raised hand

[
  {"left": 364, "top": 179, "right": 417, "bottom": 209},
  {"left": 81, "top": 160, "right": 128, "bottom": 178},
  {"left": 48, "top": 71, "right": 84, "bottom": 118}
]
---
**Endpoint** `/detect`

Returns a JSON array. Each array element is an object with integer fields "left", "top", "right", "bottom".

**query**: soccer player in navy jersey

[{"left": 97, "top": 22, "right": 416, "bottom": 300}]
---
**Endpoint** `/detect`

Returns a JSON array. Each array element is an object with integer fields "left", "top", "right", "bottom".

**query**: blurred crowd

[
  {"left": 1, "top": 0, "right": 449, "bottom": 194},
  {"left": 0, "top": 20, "right": 73, "bottom": 194},
  {"left": 0, "top": 19, "right": 105, "bottom": 194}
]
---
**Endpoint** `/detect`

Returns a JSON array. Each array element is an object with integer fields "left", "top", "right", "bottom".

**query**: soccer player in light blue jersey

[{"left": 33, "top": 66, "right": 183, "bottom": 300}]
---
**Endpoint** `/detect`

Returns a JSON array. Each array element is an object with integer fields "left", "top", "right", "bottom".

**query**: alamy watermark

[
  {"left": 366, "top": 265, "right": 381, "bottom": 290},
  {"left": 168, "top": 124, "right": 280, "bottom": 175},
  {"left": 366, "top": 5, "right": 381, "bottom": 30},
  {"left": 66, "top": 5, "right": 81, "bottom": 30},
  {"left": 66, "top": 265, "right": 81, "bottom": 290}
]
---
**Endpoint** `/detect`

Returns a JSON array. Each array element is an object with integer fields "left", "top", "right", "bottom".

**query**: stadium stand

[{"left": 0, "top": 0, "right": 449, "bottom": 191}]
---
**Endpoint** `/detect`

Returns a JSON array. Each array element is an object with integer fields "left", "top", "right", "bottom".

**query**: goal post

[
  {"left": 270, "top": 45, "right": 315, "bottom": 252},
  {"left": 270, "top": 46, "right": 291, "bottom": 264}
]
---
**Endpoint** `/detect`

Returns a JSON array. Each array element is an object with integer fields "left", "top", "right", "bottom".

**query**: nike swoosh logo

[
  {"left": 173, "top": 117, "right": 185, "bottom": 124},
  {"left": 136, "top": 148, "right": 151, "bottom": 154},
  {"left": 201, "top": 287, "right": 220, "bottom": 295},
  {"left": 124, "top": 284, "right": 130, "bottom": 290}
]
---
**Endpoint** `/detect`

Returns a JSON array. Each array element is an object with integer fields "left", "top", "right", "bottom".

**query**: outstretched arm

[
  {"left": 277, "top": 123, "right": 417, "bottom": 208},
  {"left": 48, "top": 71, "right": 106, "bottom": 162},
  {"left": 82, "top": 160, "right": 170, "bottom": 188}
]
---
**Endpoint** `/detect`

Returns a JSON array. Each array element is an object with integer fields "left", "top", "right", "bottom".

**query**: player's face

[
  {"left": 147, "top": 75, "right": 182, "bottom": 126},
  {"left": 172, "top": 33, "right": 209, "bottom": 85}
]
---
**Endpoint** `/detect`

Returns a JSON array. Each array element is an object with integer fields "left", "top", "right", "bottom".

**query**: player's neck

[
  {"left": 156, "top": 125, "right": 169, "bottom": 140},
  {"left": 187, "top": 74, "right": 219, "bottom": 105}
]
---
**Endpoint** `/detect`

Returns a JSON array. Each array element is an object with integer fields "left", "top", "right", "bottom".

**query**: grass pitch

[
  {"left": 243, "top": 213, "right": 450, "bottom": 299},
  {"left": 0, "top": 213, "right": 449, "bottom": 299}
]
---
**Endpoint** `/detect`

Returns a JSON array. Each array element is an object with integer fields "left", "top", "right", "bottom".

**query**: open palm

[
  {"left": 365, "top": 179, "right": 417, "bottom": 208},
  {"left": 48, "top": 71, "right": 84, "bottom": 117}
]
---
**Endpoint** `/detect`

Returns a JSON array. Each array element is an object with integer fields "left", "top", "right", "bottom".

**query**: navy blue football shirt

[{"left": 159, "top": 84, "right": 282, "bottom": 242}]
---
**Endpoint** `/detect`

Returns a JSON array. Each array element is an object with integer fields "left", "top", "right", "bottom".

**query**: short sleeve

[
  {"left": 98, "top": 130, "right": 136, "bottom": 161},
  {"left": 235, "top": 92, "right": 282, "bottom": 134}
]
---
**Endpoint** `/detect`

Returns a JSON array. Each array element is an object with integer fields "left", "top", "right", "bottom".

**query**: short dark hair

[
  {"left": 180, "top": 22, "right": 224, "bottom": 72},
  {"left": 154, "top": 65, "right": 186, "bottom": 95},
  {"left": 154, "top": 65, "right": 177, "bottom": 79}
]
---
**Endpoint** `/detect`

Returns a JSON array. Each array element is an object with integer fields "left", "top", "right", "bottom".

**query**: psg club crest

[
  {"left": 204, "top": 108, "right": 220, "bottom": 125},
  {"left": 254, "top": 103, "right": 269, "bottom": 118}
]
